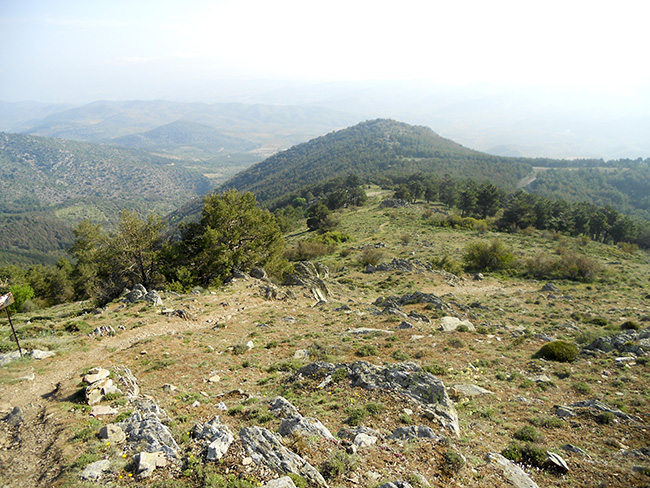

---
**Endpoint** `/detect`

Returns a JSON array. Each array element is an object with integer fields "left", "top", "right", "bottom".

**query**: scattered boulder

[
  {"left": 337, "top": 426, "right": 382, "bottom": 441},
  {"left": 99, "top": 424, "right": 126, "bottom": 444},
  {"left": 388, "top": 425, "right": 444, "bottom": 441},
  {"left": 79, "top": 459, "right": 112, "bottom": 481},
  {"left": 486, "top": 452, "right": 539, "bottom": 488},
  {"left": 279, "top": 415, "right": 336, "bottom": 441},
  {"left": 353, "top": 432, "right": 378, "bottom": 448},
  {"left": 239, "top": 426, "right": 328, "bottom": 487},
  {"left": 377, "top": 482, "right": 414, "bottom": 488},
  {"left": 193, "top": 416, "right": 234, "bottom": 461},
  {"left": 117, "top": 401, "right": 179, "bottom": 460},
  {"left": 269, "top": 397, "right": 301, "bottom": 418},
  {"left": 440, "top": 317, "right": 475, "bottom": 332},
  {"left": 450, "top": 384, "right": 494, "bottom": 397},
  {"left": 90, "top": 405, "right": 118, "bottom": 417},
  {"left": 569, "top": 399, "right": 634, "bottom": 421},
  {"left": 2, "top": 406, "right": 23, "bottom": 427},
  {"left": 83, "top": 367, "right": 110, "bottom": 385},
  {"left": 583, "top": 327, "right": 650, "bottom": 356},
  {"left": 114, "top": 367, "right": 140, "bottom": 400},
  {"left": 85, "top": 377, "right": 121, "bottom": 405},
  {"left": 0, "top": 349, "right": 55, "bottom": 367},
  {"left": 542, "top": 283, "right": 560, "bottom": 293},
  {"left": 546, "top": 451, "right": 569, "bottom": 472},
  {"left": 134, "top": 451, "right": 167, "bottom": 478},
  {"left": 261, "top": 478, "right": 298, "bottom": 488},
  {"left": 250, "top": 267, "right": 268, "bottom": 279}
]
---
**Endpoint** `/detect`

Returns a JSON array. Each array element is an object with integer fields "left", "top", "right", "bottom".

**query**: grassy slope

[{"left": 1, "top": 192, "right": 649, "bottom": 487}]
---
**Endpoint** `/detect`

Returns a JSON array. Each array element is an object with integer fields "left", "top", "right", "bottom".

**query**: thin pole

[{"left": 5, "top": 309, "right": 22, "bottom": 357}]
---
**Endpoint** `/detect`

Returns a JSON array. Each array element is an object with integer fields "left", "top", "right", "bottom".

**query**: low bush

[
  {"left": 463, "top": 240, "right": 514, "bottom": 272},
  {"left": 533, "top": 340, "right": 579, "bottom": 363}
]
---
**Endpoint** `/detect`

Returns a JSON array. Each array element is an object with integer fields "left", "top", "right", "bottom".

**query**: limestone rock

[
  {"left": 262, "top": 477, "right": 298, "bottom": 488},
  {"left": 569, "top": 399, "right": 634, "bottom": 420},
  {"left": 269, "top": 397, "right": 301, "bottom": 417},
  {"left": 90, "top": 405, "right": 118, "bottom": 417},
  {"left": 542, "top": 283, "right": 560, "bottom": 293},
  {"left": 440, "top": 316, "right": 475, "bottom": 332},
  {"left": 250, "top": 267, "right": 267, "bottom": 279},
  {"left": 99, "top": 424, "right": 126, "bottom": 443},
  {"left": 2, "top": 406, "right": 23, "bottom": 427},
  {"left": 193, "top": 416, "right": 234, "bottom": 461},
  {"left": 239, "top": 426, "right": 328, "bottom": 487},
  {"left": 29, "top": 349, "right": 55, "bottom": 360},
  {"left": 79, "top": 459, "right": 111, "bottom": 481},
  {"left": 279, "top": 415, "right": 336, "bottom": 441},
  {"left": 377, "top": 482, "right": 414, "bottom": 488},
  {"left": 486, "top": 452, "right": 539, "bottom": 488},
  {"left": 451, "top": 384, "right": 494, "bottom": 397},
  {"left": 347, "top": 361, "right": 459, "bottom": 437},
  {"left": 546, "top": 451, "right": 569, "bottom": 472},
  {"left": 83, "top": 367, "right": 110, "bottom": 385},
  {"left": 134, "top": 451, "right": 167, "bottom": 478},
  {"left": 86, "top": 378, "right": 120, "bottom": 405},
  {"left": 388, "top": 425, "right": 443, "bottom": 441},
  {"left": 283, "top": 261, "right": 330, "bottom": 302},
  {"left": 118, "top": 405, "right": 179, "bottom": 460},
  {"left": 353, "top": 433, "right": 378, "bottom": 448}
]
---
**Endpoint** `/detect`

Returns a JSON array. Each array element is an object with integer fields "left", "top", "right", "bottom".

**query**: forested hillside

[
  {"left": 527, "top": 163, "right": 650, "bottom": 220},
  {"left": 0, "top": 132, "right": 212, "bottom": 264},
  {"left": 223, "top": 119, "right": 534, "bottom": 203}
]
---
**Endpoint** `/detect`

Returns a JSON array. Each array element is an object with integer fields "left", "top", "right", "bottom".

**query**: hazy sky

[{"left": 1, "top": 0, "right": 649, "bottom": 102}]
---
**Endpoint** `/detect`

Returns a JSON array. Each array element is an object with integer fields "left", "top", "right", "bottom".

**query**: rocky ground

[{"left": 1, "top": 219, "right": 650, "bottom": 487}]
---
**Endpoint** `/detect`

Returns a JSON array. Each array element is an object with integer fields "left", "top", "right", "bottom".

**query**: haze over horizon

[{"left": 1, "top": 0, "right": 650, "bottom": 159}]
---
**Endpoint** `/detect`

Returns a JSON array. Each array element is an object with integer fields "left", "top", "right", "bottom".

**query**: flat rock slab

[
  {"left": 486, "top": 452, "right": 539, "bottom": 488},
  {"left": 239, "top": 426, "right": 328, "bottom": 487},
  {"left": 91, "top": 405, "right": 118, "bottom": 417},
  {"left": 262, "top": 477, "right": 298, "bottom": 488},
  {"left": 451, "top": 384, "right": 494, "bottom": 396},
  {"left": 79, "top": 460, "right": 112, "bottom": 481},
  {"left": 345, "top": 328, "right": 394, "bottom": 335},
  {"left": 84, "top": 367, "right": 110, "bottom": 385}
]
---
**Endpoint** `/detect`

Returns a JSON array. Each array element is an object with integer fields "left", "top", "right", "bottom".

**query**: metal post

[{"left": 5, "top": 308, "right": 22, "bottom": 357}]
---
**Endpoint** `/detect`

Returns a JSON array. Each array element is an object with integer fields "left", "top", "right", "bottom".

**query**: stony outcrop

[
  {"left": 440, "top": 316, "right": 475, "bottom": 332},
  {"left": 117, "top": 400, "right": 179, "bottom": 461},
  {"left": 193, "top": 416, "right": 234, "bottom": 461},
  {"left": 278, "top": 415, "right": 336, "bottom": 441},
  {"left": 79, "top": 459, "right": 112, "bottom": 481},
  {"left": 122, "top": 284, "right": 163, "bottom": 306},
  {"left": 388, "top": 425, "right": 444, "bottom": 441},
  {"left": 283, "top": 261, "right": 330, "bottom": 302},
  {"left": 297, "top": 361, "right": 459, "bottom": 437},
  {"left": 239, "top": 426, "right": 328, "bottom": 487},
  {"left": 583, "top": 327, "right": 650, "bottom": 356}
]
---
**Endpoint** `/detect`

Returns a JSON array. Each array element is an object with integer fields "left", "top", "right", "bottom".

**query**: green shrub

[
  {"left": 423, "top": 362, "right": 447, "bottom": 375},
  {"left": 358, "top": 248, "right": 383, "bottom": 267},
  {"left": 443, "top": 448, "right": 465, "bottom": 475},
  {"left": 463, "top": 240, "right": 514, "bottom": 272},
  {"left": 589, "top": 317, "right": 609, "bottom": 327},
  {"left": 514, "top": 425, "right": 542, "bottom": 443},
  {"left": 572, "top": 381, "right": 592, "bottom": 395},
  {"left": 320, "top": 450, "right": 358, "bottom": 479},
  {"left": 595, "top": 412, "right": 615, "bottom": 425},
  {"left": 621, "top": 320, "right": 640, "bottom": 331},
  {"left": 355, "top": 344, "right": 378, "bottom": 357},
  {"left": 284, "top": 241, "right": 331, "bottom": 261},
  {"left": 430, "top": 253, "right": 464, "bottom": 276},
  {"left": 346, "top": 407, "right": 368, "bottom": 426},
  {"left": 533, "top": 340, "right": 579, "bottom": 363}
]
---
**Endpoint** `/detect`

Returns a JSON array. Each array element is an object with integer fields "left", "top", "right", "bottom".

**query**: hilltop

[
  {"left": 222, "top": 119, "right": 533, "bottom": 204},
  {"left": 1, "top": 190, "right": 649, "bottom": 487}
]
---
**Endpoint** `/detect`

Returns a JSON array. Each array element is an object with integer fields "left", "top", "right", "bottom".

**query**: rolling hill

[
  {"left": 221, "top": 119, "right": 534, "bottom": 203},
  {"left": 0, "top": 132, "right": 212, "bottom": 264}
]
